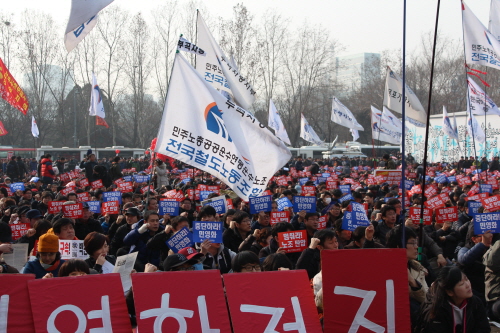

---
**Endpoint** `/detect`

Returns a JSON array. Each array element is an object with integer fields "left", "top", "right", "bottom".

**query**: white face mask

[{"left": 325, "top": 198, "right": 332, "bottom": 204}]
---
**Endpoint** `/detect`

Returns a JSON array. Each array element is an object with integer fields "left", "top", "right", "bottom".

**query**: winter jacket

[
  {"left": 484, "top": 239, "right": 500, "bottom": 302},
  {"left": 6, "top": 160, "right": 19, "bottom": 180},
  {"left": 123, "top": 220, "right": 165, "bottom": 267},
  {"left": 223, "top": 228, "right": 251, "bottom": 253},
  {"left": 259, "top": 238, "right": 300, "bottom": 266},
  {"left": 80, "top": 160, "right": 98, "bottom": 182},
  {"left": 296, "top": 248, "right": 321, "bottom": 279},
  {"left": 23, "top": 258, "right": 65, "bottom": 279},
  {"left": 85, "top": 255, "right": 117, "bottom": 273},
  {"left": 74, "top": 218, "right": 104, "bottom": 241},
  {"left": 408, "top": 260, "right": 428, "bottom": 304},
  {"left": 458, "top": 242, "right": 489, "bottom": 295},
  {"left": 40, "top": 158, "right": 55, "bottom": 179},
  {"left": 155, "top": 164, "right": 169, "bottom": 188},
  {"left": 109, "top": 162, "right": 123, "bottom": 181},
  {"left": 201, "top": 244, "right": 236, "bottom": 274},
  {"left": 109, "top": 222, "right": 135, "bottom": 256},
  {"left": 146, "top": 229, "right": 174, "bottom": 265}
]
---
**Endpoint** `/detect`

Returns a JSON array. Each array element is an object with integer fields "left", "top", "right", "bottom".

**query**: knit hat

[{"left": 38, "top": 234, "right": 59, "bottom": 253}]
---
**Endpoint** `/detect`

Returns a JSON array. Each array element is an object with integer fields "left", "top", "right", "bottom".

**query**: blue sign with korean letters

[
  {"left": 342, "top": 202, "right": 370, "bottom": 231},
  {"left": 468, "top": 201, "right": 482, "bottom": 216},
  {"left": 201, "top": 196, "right": 227, "bottom": 215},
  {"left": 133, "top": 175, "right": 150, "bottom": 183},
  {"left": 276, "top": 197, "right": 293, "bottom": 211},
  {"left": 87, "top": 201, "right": 101, "bottom": 214},
  {"left": 103, "top": 191, "right": 122, "bottom": 204},
  {"left": 159, "top": 199, "right": 179, "bottom": 216},
  {"left": 249, "top": 195, "right": 272, "bottom": 214},
  {"left": 474, "top": 212, "right": 500, "bottom": 234},
  {"left": 339, "top": 194, "right": 354, "bottom": 203},
  {"left": 481, "top": 184, "right": 493, "bottom": 194},
  {"left": 166, "top": 227, "right": 193, "bottom": 253},
  {"left": 192, "top": 221, "right": 223, "bottom": 243},
  {"left": 10, "top": 182, "right": 25, "bottom": 192},
  {"left": 339, "top": 185, "right": 351, "bottom": 195},
  {"left": 292, "top": 196, "right": 316, "bottom": 213}
]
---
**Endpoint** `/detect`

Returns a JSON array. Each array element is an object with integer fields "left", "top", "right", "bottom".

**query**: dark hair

[
  {"left": 380, "top": 205, "right": 396, "bottom": 217},
  {"left": 386, "top": 226, "right": 417, "bottom": 249},
  {"left": 83, "top": 232, "right": 109, "bottom": 256},
  {"left": 33, "top": 219, "right": 52, "bottom": 238},
  {"left": 231, "top": 251, "right": 261, "bottom": 273},
  {"left": 58, "top": 259, "right": 91, "bottom": 277},
  {"left": 52, "top": 218, "right": 75, "bottom": 235},
  {"left": 122, "top": 192, "right": 133, "bottom": 200},
  {"left": 313, "top": 229, "right": 336, "bottom": 246},
  {"left": 171, "top": 216, "right": 189, "bottom": 230},
  {"left": 23, "top": 189, "right": 32, "bottom": 194},
  {"left": 262, "top": 253, "right": 294, "bottom": 271},
  {"left": 221, "top": 209, "right": 237, "bottom": 227},
  {"left": 332, "top": 219, "right": 345, "bottom": 233},
  {"left": 271, "top": 222, "right": 294, "bottom": 237},
  {"left": 428, "top": 266, "right": 465, "bottom": 319},
  {"left": 144, "top": 210, "right": 159, "bottom": 221},
  {"left": 305, "top": 212, "right": 320, "bottom": 220},
  {"left": 365, "top": 192, "right": 375, "bottom": 198},
  {"left": 352, "top": 226, "right": 367, "bottom": 242},
  {"left": 113, "top": 156, "right": 120, "bottom": 163},
  {"left": 282, "top": 190, "right": 292, "bottom": 197},
  {"left": 198, "top": 205, "right": 217, "bottom": 220},
  {"left": 233, "top": 211, "right": 250, "bottom": 224},
  {"left": 332, "top": 189, "right": 343, "bottom": 198},
  {"left": 386, "top": 198, "right": 400, "bottom": 206}
]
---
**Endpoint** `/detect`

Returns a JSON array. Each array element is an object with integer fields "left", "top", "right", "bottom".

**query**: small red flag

[
  {"left": 0, "top": 121, "right": 8, "bottom": 136},
  {"left": 0, "top": 57, "right": 28, "bottom": 115},
  {"left": 96, "top": 116, "right": 109, "bottom": 128}
]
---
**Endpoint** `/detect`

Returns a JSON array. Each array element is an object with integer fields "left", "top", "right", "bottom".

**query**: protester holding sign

[
  {"left": 74, "top": 201, "right": 104, "bottom": 240},
  {"left": 83, "top": 232, "right": 116, "bottom": 274},
  {"left": 259, "top": 222, "right": 300, "bottom": 265},
  {"left": 373, "top": 205, "right": 397, "bottom": 246},
  {"left": 296, "top": 229, "right": 338, "bottom": 279},
  {"left": 109, "top": 207, "right": 142, "bottom": 256},
  {"left": 147, "top": 216, "right": 190, "bottom": 264},
  {"left": 223, "top": 211, "right": 256, "bottom": 253},
  {"left": 23, "top": 233, "right": 65, "bottom": 278},
  {"left": 250, "top": 211, "right": 271, "bottom": 231}
]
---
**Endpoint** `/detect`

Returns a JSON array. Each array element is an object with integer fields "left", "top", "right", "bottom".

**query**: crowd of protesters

[{"left": 1, "top": 150, "right": 499, "bottom": 332}]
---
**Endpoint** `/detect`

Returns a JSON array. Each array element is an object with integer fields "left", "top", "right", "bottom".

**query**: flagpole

[
  {"left": 418, "top": 0, "right": 441, "bottom": 262},
  {"left": 400, "top": 0, "right": 407, "bottom": 245}
]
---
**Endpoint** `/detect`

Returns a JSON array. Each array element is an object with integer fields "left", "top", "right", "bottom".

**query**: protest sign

[
  {"left": 103, "top": 191, "right": 122, "bottom": 204},
  {"left": 481, "top": 184, "right": 493, "bottom": 194},
  {"left": 76, "top": 191, "right": 90, "bottom": 202},
  {"left": 48, "top": 201, "right": 65, "bottom": 214},
  {"left": 201, "top": 195, "right": 227, "bottom": 215},
  {"left": 87, "top": 200, "right": 101, "bottom": 214},
  {"left": 199, "top": 191, "right": 212, "bottom": 201},
  {"left": 474, "top": 212, "right": 500, "bottom": 234},
  {"left": 409, "top": 207, "right": 432, "bottom": 225},
  {"left": 10, "top": 223, "right": 30, "bottom": 241},
  {"left": 102, "top": 201, "right": 120, "bottom": 215},
  {"left": 467, "top": 201, "right": 482, "bottom": 216},
  {"left": 0, "top": 274, "right": 35, "bottom": 332},
  {"left": 9, "top": 182, "right": 25, "bottom": 192},
  {"left": 28, "top": 274, "right": 131, "bottom": 333},
  {"left": 140, "top": 185, "right": 154, "bottom": 195},
  {"left": 90, "top": 179, "right": 104, "bottom": 189},
  {"left": 318, "top": 215, "right": 328, "bottom": 229},
  {"left": 113, "top": 252, "right": 138, "bottom": 294},
  {"left": 133, "top": 175, "right": 150, "bottom": 183},
  {"left": 467, "top": 192, "right": 490, "bottom": 202},
  {"left": 277, "top": 230, "right": 308, "bottom": 253},
  {"left": 435, "top": 206, "right": 458, "bottom": 224},
  {"left": 59, "top": 240, "right": 89, "bottom": 260},
  {"left": 223, "top": 270, "right": 322, "bottom": 332},
  {"left": 193, "top": 221, "right": 223, "bottom": 243},
  {"left": 339, "top": 184, "right": 351, "bottom": 194},
  {"left": 447, "top": 175, "right": 456, "bottom": 183},
  {"left": 123, "top": 175, "right": 133, "bottom": 182},
  {"left": 79, "top": 177, "right": 89, "bottom": 187},
  {"left": 424, "top": 193, "right": 448, "bottom": 210},
  {"left": 374, "top": 170, "right": 401, "bottom": 185},
  {"left": 249, "top": 195, "right": 272, "bottom": 214},
  {"left": 339, "top": 194, "right": 354, "bottom": 203},
  {"left": 293, "top": 196, "right": 316, "bottom": 213},
  {"left": 322, "top": 249, "right": 410, "bottom": 332},
  {"left": 159, "top": 199, "right": 180, "bottom": 216},
  {"left": 434, "top": 175, "right": 447, "bottom": 183},
  {"left": 481, "top": 195, "right": 500, "bottom": 212},
  {"left": 341, "top": 202, "right": 370, "bottom": 231},
  {"left": 276, "top": 197, "right": 293, "bottom": 211},
  {"left": 301, "top": 186, "right": 316, "bottom": 196},
  {"left": 424, "top": 184, "right": 438, "bottom": 198},
  {"left": 326, "top": 180, "right": 338, "bottom": 190},
  {"left": 62, "top": 202, "right": 83, "bottom": 219},
  {"left": 117, "top": 181, "right": 134, "bottom": 193},
  {"left": 166, "top": 227, "right": 193, "bottom": 253},
  {"left": 270, "top": 211, "right": 290, "bottom": 225},
  {"left": 59, "top": 186, "right": 75, "bottom": 196}
]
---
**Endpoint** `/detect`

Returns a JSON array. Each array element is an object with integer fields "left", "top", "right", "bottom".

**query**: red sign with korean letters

[
  {"left": 301, "top": 186, "right": 316, "bottom": 196},
  {"left": 322, "top": 249, "right": 411, "bottom": 332},
  {"left": 223, "top": 270, "right": 322, "bottom": 333},
  {"left": 318, "top": 215, "right": 328, "bottom": 229},
  {"left": 132, "top": 270, "right": 232, "bottom": 333},
  {"left": 62, "top": 202, "right": 84, "bottom": 219},
  {"left": 141, "top": 185, "right": 154, "bottom": 194},
  {"left": 326, "top": 180, "right": 338, "bottom": 190},
  {"left": 277, "top": 230, "right": 308, "bottom": 253},
  {"left": 48, "top": 201, "right": 65, "bottom": 214},
  {"left": 408, "top": 172, "right": 417, "bottom": 179},
  {"left": 457, "top": 176, "right": 472, "bottom": 186},
  {"left": 114, "top": 178, "right": 125, "bottom": 185},
  {"left": 424, "top": 184, "right": 438, "bottom": 198},
  {"left": 0, "top": 274, "right": 35, "bottom": 332},
  {"left": 76, "top": 192, "right": 90, "bottom": 202},
  {"left": 226, "top": 199, "right": 234, "bottom": 209},
  {"left": 270, "top": 211, "right": 290, "bottom": 225},
  {"left": 165, "top": 189, "right": 185, "bottom": 201},
  {"left": 276, "top": 177, "right": 288, "bottom": 186},
  {"left": 424, "top": 193, "right": 448, "bottom": 210},
  {"left": 435, "top": 206, "right": 458, "bottom": 223},
  {"left": 102, "top": 201, "right": 120, "bottom": 215},
  {"left": 59, "top": 186, "right": 75, "bottom": 197},
  {"left": 117, "top": 181, "right": 134, "bottom": 193},
  {"left": 488, "top": 178, "right": 499, "bottom": 189},
  {"left": 467, "top": 192, "right": 490, "bottom": 202},
  {"left": 60, "top": 173, "right": 70, "bottom": 182},
  {"left": 91, "top": 179, "right": 104, "bottom": 189},
  {"left": 28, "top": 274, "right": 131, "bottom": 333},
  {"left": 10, "top": 223, "right": 30, "bottom": 240},
  {"left": 409, "top": 207, "right": 432, "bottom": 225},
  {"left": 79, "top": 177, "right": 89, "bottom": 187},
  {"left": 410, "top": 185, "right": 422, "bottom": 194},
  {"left": 481, "top": 195, "right": 500, "bottom": 212}
]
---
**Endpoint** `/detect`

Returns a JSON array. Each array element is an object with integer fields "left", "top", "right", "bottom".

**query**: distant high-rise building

[{"left": 335, "top": 53, "right": 380, "bottom": 95}]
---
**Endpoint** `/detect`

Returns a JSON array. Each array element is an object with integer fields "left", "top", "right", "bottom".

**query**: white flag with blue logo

[
  {"left": 64, "top": 0, "right": 114, "bottom": 52},
  {"left": 462, "top": 1, "right": 500, "bottom": 70},
  {"left": 300, "top": 114, "right": 325, "bottom": 146},
  {"left": 31, "top": 116, "right": 39, "bottom": 138},
  {"left": 350, "top": 128, "right": 359, "bottom": 141},
  {"left": 177, "top": 36, "right": 206, "bottom": 56},
  {"left": 467, "top": 77, "right": 500, "bottom": 116},
  {"left": 89, "top": 73, "right": 105, "bottom": 118},
  {"left": 330, "top": 97, "right": 364, "bottom": 131},
  {"left": 268, "top": 99, "right": 291, "bottom": 145},
  {"left": 371, "top": 106, "right": 402, "bottom": 145},
  {"left": 467, "top": 113, "right": 486, "bottom": 143},
  {"left": 489, "top": 0, "right": 500, "bottom": 42},
  {"left": 154, "top": 53, "right": 290, "bottom": 201},
  {"left": 442, "top": 106, "right": 459, "bottom": 141}
]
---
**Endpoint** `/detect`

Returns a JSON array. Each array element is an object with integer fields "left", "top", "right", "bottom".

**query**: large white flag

[
  {"left": 154, "top": 53, "right": 290, "bottom": 201},
  {"left": 300, "top": 114, "right": 325, "bottom": 146},
  {"left": 89, "top": 73, "right": 105, "bottom": 118},
  {"left": 268, "top": 99, "right": 291, "bottom": 145},
  {"left": 489, "top": 0, "right": 500, "bottom": 41},
  {"left": 330, "top": 97, "right": 364, "bottom": 131},
  {"left": 177, "top": 36, "right": 206, "bottom": 56},
  {"left": 462, "top": 1, "right": 500, "bottom": 71},
  {"left": 467, "top": 113, "right": 486, "bottom": 143},
  {"left": 442, "top": 106, "right": 459, "bottom": 141},
  {"left": 64, "top": 0, "right": 114, "bottom": 52},
  {"left": 350, "top": 128, "right": 359, "bottom": 141},
  {"left": 196, "top": 13, "right": 256, "bottom": 109},
  {"left": 31, "top": 116, "right": 39, "bottom": 138},
  {"left": 383, "top": 66, "right": 427, "bottom": 126},
  {"left": 371, "top": 106, "right": 402, "bottom": 145},
  {"left": 467, "top": 77, "right": 500, "bottom": 116}
]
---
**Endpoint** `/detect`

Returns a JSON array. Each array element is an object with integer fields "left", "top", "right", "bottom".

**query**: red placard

[
  {"left": 91, "top": 179, "right": 104, "bottom": 189},
  {"left": 424, "top": 184, "right": 438, "bottom": 198},
  {"left": 59, "top": 186, "right": 75, "bottom": 196},
  {"left": 206, "top": 185, "right": 220, "bottom": 194},
  {"left": 10, "top": 223, "right": 30, "bottom": 240},
  {"left": 62, "top": 202, "right": 83, "bottom": 219},
  {"left": 276, "top": 177, "right": 288, "bottom": 186},
  {"left": 48, "top": 201, "right": 65, "bottom": 214},
  {"left": 76, "top": 192, "right": 90, "bottom": 202},
  {"left": 322, "top": 249, "right": 411, "bottom": 332},
  {"left": 301, "top": 186, "right": 316, "bottom": 196},
  {"left": 118, "top": 181, "right": 134, "bottom": 193},
  {"left": 0, "top": 274, "right": 35, "bottom": 332},
  {"left": 28, "top": 274, "right": 131, "bottom": 333},
  {"left": 435, "top": 206, "right": 458, "bottom": 223},
  {"left": 408, "top": 172, "right": 417, "bottom": 179},
  {"left": 424, "top": 193, "right": 448, "bottom": 210},
  {"left": 79, "top": 178, "right": 89, "bottom": 187},
  {"left": 410, "top": 185, "right": 422, "bottom": 194},
  {"left": 481, "top": 195, "right": 500, "bottom": 212},
  {"left": 441, "top": 186, "right": 451, "bottom": 194},
  {"left": 350, "top": 172, "right": 359, "bottom": 179},
  {"left": 59, "top": 173, "right": 70, "bottom": 183},
  {"left": 277, "top": 230, "right": 308, "bottom": 253},
  {"left": 457, "top": 176, "right": 472, "bottom": 186},
  {"left": 132, "top": 270, "right": 232, "bottom": 332},
  {"left": 141, "top": 185, "right": 154, "bottom": 194},
  {"left": 270, "top": 211, "right": 290, "bottom": 225},
  {"left": 470, "top": 184, "right": 480, "bottom": 194},
  {"left": 114, "top": 178, "right": 125, "bottom": 185},
  {"left": 326, "top": 180, "right": 338, "bottom": 190},
  {"left": 409, "top": 207, "right": 432, "bottom": 225},
  {"left": 467, "top": 192, "right": 490, "bottom": 202},
  {"left": 102, "top": 201, "right": 120, "bottom": 215},
  {"left": 318, "top": 215, "right": 328, "bottom": 229},
  {"left": 223, "top": 270, "right": 322, "bottom": 333},
  {"left": 187, "top": 189, "right": 195, "bottom": 200},
  {"left": 164, "top": 190, "right": 185, "bottom": 202},
  {"left": 226, "top": 199, "right": 234, "bottom": 210}
]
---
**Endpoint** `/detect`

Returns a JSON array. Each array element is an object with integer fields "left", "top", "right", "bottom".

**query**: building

[{"left": 335, "top": 53, "right": 380, "bottom": 96}]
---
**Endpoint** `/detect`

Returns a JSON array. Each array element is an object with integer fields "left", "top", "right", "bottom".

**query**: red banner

[
  {"left": 277, "top": 230, "right": 308, "bottom": 253},
  {"left": 409, "top": 207, "right": 432, "bottom": 225},
  {"left": 270, "top": 211, "right": 290, "bottom": 225},
  {"left": 481, "top": 195, "right": 500, "bottom": 212},
  {"left": 79, "top": 178, "right": 89, "bottom": 187},
  {"left": 10, "top": 223, "right": 30, "bottom": 240},
  {"left": 466, "top": 192, "right": 490, "bottom": 202},
  {"left": 435, "top": 206, "right": 458, "bottom": 223},
  {"left": 0, "top": 120, "right": 8, "bottom": 136},
  {"left": 91, "top": 179, "right": 104, "bottom": 189},
  {"left": 424, "top": 193, "right": 448, "bottom": 210},
  {"left": 76, "top": 192, "right": 90, "bottom": 202},
  {"left": 0, "top": 274, "right": 35, "bottom": 332},
  {"left": 48, "top": 201, "right": 65, "bottom": 214},
  {"left": 223, "top": 270, "right": 322, "bottom": 332},
  {"left": 424, "top": 184, "right": 438, "bottom": 198},
  {"left": 60, "top": 173, "right": 70, "bottom": 183},
  {"left": 0, "top": 57, "right": 29, "bottom": 115},
  {"left": 117, "top": 181, "right": 134, "bottom": 193},
  {"left": 326, "top": 180, "right": 338, "bottom": 190},
  {"left": 322, "top": 249, "right": 411, "bottom": 332},
  {"left": 96, "top": 116, "right": 109, "bottom": 128},
  {"left": 28, "top": 274, "right": 130, "bottom": 332},
  {"left": 59, "top": 186, "right": 75, "bottom": 196},
  {"left": 102, "top": 201, "right": 120, "bottom": 215},
  {"left": 62, "top": 202, "right": 83, "bottom": 219},
  {"left": 457, "top": 176, "right": 472, "bottom": 186},
  {"left": 132, "top": 270, "right": 232, "bottom": 332}
]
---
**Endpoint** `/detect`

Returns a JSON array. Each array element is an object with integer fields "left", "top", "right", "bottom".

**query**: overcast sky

[{"left": 2, "top": 0, "right": 494, "bottom": 57}]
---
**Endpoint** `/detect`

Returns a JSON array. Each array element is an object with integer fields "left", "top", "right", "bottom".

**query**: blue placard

[
  {"left": 299, "top": 178, "right": 309, "bottom": 186},
  {"left": 342, "top": 202, "right": 371, "bottom": 231},
  {"left": 159, "top": 199, "right": 179, "bottom": 216},
  {"left": 192, "top": 221, "right": 223, "bottom": 243},
  {"left": 166, "top": 227, "right": 193, "bottom": 253},
  {"left": 447, "top": 176, "right": 456, "bottom": 183},
  {"left": 123, "top": 175, "right": 133, "bottom": 182},
  {"left": 481, "top": 184, "right": 493, "bottom": 194},
  {"left": 199, "top": 191, "right": 212, "bottom": 201},
  {"left": 292, "top": 196, "right": 317, "bottom": 213},
  {"left": 474, "top": 212, "right": 500, "bottom": 234},
  {"left": 10, "top": 182, "right": 25, "bottom": 192},
  {"left": 133, "top": 175, "right": 150, "bottom": 183},
  {"left": 425, "top": 176, "right": 431, "bottom": 182},
  {"left": 314, "top": 177, "right": 327, "bottom": 185},
  {"left": 467, "top": 201, "right": 482, "bottom": 216},
  {"left": 202, "top": 196, "right": 227, "bottom": 215},
  {"left": 103, "top": 191, "right": 122, "bottom": 204},
  {"left": 339, "top": 194, "right": 354, "bottom": 203},
  {"left": 249, "top": 195, "right": 272, "bottom": 214},
  {"left": 181, "top": 178, "right": 191, "bottom": 184},
  {"left": 322, "top": 173, "right": 331, "bottom": 178},
  {"left": 276, "top": 197, "right": 293, "bottom": 211},
  {"left": 400, "top": 180, "right": 414, "bottom": 190},
  {"left": 339, "top": 185, "right": 351, "bottom": 195},
  {"left": 434, "top": 175, "right": 448, "bottom": 184},
  {"left": 87, "top": 201, "right": 101, "bottom": 214}
]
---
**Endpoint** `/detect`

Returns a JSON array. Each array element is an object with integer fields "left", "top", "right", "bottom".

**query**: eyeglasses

[
  {"left": 407, "top": 240, "right": 419, "bottom": 247},
  {"left": 175, "top": 266, "right": 195, "bottom": 271},
  {"left": 241, "top": 264, "right": 261, "bottom": 272}
]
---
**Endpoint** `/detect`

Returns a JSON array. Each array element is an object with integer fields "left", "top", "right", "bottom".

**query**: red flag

[
  {"left": 0, "top": 57, "right": 28, "bottom": 115},
  {"left": 96, "top": 115, "right": 109, "bottom": 128},
  {"left": 0, "top": 120, "right": 8, "bottom": 136}
]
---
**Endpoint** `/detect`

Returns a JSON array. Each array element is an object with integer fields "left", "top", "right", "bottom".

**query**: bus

[
  {"left": 36, "top": 146, "right": 145, "bottom": 161},
  {"left": 288, "top": 142, "right": 400, "bottom": 159}
]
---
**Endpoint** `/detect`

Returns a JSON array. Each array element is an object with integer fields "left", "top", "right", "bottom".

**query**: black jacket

[
  {"left": 223, "top": 228, "right": 250, "bottom": 253},
  {"left": 296, "top": 248, "right": 320, "bottom": 279},
  {"left": 74, "top": 218, "right": 104, "bottom": 240}
]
